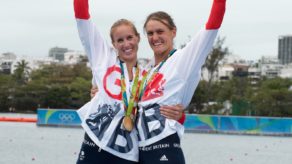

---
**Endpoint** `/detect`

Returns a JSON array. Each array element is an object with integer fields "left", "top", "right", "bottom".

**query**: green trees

[
  {"left": 189, "top": 76, "right": 292, "bottom": 117},
  {"left": 203, "top": 37, "right": 229, "bottom": 85},
  {"left": 188, "top": 37, "right": 292, "bottom": 117},
  {"left": 13, "top": 60, "right": 30, "bottom": 85},
  {"left": 0, "top": 74, "right": 13, "bottom": 111},
  {"left": 250, "top": 78, "right": 292, "bottom": 117},
  {"left": 190, "top": 37, "right": 229, "bottom": 114},
  {"left": 0, "top": 62, "right": 91, "bottom": 113},
  {"left": 1, "top": 56, "right": 292, "bottom": 117}
]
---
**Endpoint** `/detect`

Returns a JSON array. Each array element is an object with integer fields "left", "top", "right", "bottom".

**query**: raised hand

[{"left": 90, "top": 85, "right": 98, "bottom": 98}]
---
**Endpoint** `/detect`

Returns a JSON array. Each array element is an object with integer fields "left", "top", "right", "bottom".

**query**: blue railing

[
  {"left": 184, "top": 114, "right": 292, "bottom": 136},
  {"left": 37, "top": 109, "right": 292, "bottom": 136}
]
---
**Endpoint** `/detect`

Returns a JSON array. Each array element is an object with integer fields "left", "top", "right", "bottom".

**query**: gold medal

[{"left": 123, "top": 115, "right": 133, "bottom": 132}]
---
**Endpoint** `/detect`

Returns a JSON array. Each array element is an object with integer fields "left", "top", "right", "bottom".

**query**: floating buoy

[{"left": 0, "top": 117, "right": 37, "bottom": 123}]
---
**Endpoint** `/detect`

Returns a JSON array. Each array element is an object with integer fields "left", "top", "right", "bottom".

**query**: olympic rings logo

[{"left": 58, "top": 113, "right": 76, "bottom": 122}]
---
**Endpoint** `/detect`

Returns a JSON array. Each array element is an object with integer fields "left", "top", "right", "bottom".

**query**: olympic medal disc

[{"left": 123, "top": 116, "right": 133, "bottom": 132}]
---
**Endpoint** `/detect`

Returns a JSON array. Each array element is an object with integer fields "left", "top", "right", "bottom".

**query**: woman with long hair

[{"left": 137, "top": 1, "right": 226, "bottom": 163}]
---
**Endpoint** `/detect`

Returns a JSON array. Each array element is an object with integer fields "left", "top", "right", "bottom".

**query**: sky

[{"left": 1, "top": 0, "right": 292, "bottom": 61}]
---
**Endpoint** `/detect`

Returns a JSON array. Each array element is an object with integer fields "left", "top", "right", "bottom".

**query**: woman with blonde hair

[{"left": 74, "top": 0, "right": 185, "bottom": 163}]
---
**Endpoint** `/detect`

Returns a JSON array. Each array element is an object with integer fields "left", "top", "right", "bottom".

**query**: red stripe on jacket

[
  {"left": 74, "top": 0, "right": 90, "bottom": 19},
  {"left": 205, "top": 0, "right": 226, "bottom": 30}
]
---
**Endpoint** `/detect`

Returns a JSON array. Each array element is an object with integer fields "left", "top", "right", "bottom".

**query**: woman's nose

[{"left": 152, "top": 33, "right": 159, "bottom": 40}]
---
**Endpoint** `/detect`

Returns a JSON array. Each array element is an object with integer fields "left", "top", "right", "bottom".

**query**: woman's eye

[
  {"left": 157, "top": 30, "right": 164, "bottom": 34},
  {"left": 127, "top": 36, "right": 133, "bottom": 40},
  {"left": 147, "top": 32, "right": 153, "bottom": 36},
  {"left": 117, "top": 38, "right": 123, "bottom": 43}
]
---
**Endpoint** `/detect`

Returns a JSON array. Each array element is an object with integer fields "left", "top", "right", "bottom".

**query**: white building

[
  {"left": 279, "top": 64, "right": 292, "bottom": 78},
  {"left": 10, "top": 56, "right": 58, "bottom": 74},
  {"left": 0, "top": 52, "right": 17, "bottom": 74},
  {"left": 201, "top": 55, "right": 248, "bottom": 81},
  {"left": 48, "top": 47, "right": 68, "bottom": 61},
  {"left": 259, "top": 56, "right": 283, "bottom": 79},
  {"left": 218, "top": 64, "right": 234, "bottom": 81},
  {"left": 221, "top": 54, "right": 243, "bottom": 64},
  {"left": 1, "top": 52, "right": 59, "bottom": 74},
  {"left": 64, "top": 51, "right": 86, "bottom": 65},
  {"left": 248, "top": 67, "right": 261, "bottom": 85}
]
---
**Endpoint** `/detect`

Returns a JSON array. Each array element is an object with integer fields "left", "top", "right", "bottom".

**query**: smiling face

[
  {"left": 145, "top": 20, "right": 176, "bottom": 57},
  {"left": 111, "top": 20, "right": 140, "bottom": 63}
]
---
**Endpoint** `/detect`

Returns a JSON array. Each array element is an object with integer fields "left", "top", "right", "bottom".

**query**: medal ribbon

[
  {"left": 138, "top": 49, "right": 177, "bottom": 100},
  {"left": 119, "top": 49, "right": 176, "bottom": 117},
  {"left": 119, "top": 61, "right": 140, "bottom": 117}
]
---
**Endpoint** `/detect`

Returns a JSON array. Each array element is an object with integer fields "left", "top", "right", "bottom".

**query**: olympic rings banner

[
  {"left": 37, "top": 108, "right": 81, "bottom": 126},
  {"left": 184, "top": 114, "right": 292, "bottom": 136},
  {"left": 36, "top": 108, "right": 292, "bottom": 136}
]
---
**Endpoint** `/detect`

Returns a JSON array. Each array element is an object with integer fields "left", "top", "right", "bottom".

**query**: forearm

[
  {"left": 74, "top": 0, "right": 90, "bottom": 19},
  {"left": 205, "top": 0, "right": 226, "bottom": 30}
]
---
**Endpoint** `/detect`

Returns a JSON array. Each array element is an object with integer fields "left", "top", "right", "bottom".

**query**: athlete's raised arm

[
  {"left": 176, "top": 0, "right": 227, "bottom": 107},
  {"left": 73, "top": 0, "right": 114, "bottom": 70},
  {"left": 205, "top": 0, "right": 226, "bottom": 30}
]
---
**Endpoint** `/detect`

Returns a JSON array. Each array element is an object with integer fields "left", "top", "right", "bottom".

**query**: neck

[
  {"left": 154, "top": 54, "right": 166, "bottom": 66},
  {"left": 120, "top": 58, "right": 137, "bottom": 80},
  {"left": 154, "top": 48, "right": 173, "bottom": 66},
  {"left": 127, "top": 62, "right": 136, "bottom": 80}
]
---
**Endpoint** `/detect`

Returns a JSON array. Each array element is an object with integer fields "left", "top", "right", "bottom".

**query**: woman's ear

[
  {"left": 112, "top": 41, "right": 118, "bottom": 49},
  {"left": 137, "top": 34, "right": 141, "bottom": 43},
  {"left": 172, "top": 27, "right": 177, "bottom": 38}
]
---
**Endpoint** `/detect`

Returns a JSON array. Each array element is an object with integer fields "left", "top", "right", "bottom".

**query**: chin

[
  {"left": 152, "top": 47, "right": 164, "bottom": 54},
  {"left": 154, "top": 50, "right": 164, "bottom": 56},
  {"left": 152, "top": 47, "right": 160, "bottom": 53},
  {"left": 123, "top": 55, "right": 136, "bottom": 61}
]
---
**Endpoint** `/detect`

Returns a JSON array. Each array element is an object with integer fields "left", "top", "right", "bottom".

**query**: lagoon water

[{"left": 1, "top": 113, "right": 292, "bottom": 164}]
